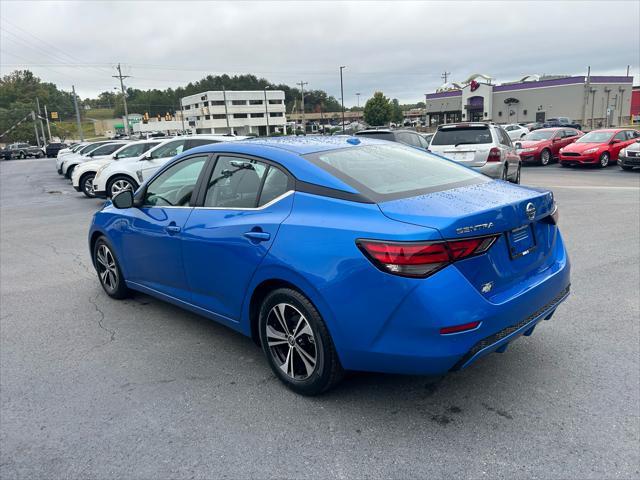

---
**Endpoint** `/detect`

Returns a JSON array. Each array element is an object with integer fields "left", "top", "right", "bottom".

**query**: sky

[{"left": 1, "top": 0, "right": 638, "bottom": 106}]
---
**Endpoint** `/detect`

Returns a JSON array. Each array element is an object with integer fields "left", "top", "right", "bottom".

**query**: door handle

[
  {"left": 165, "top": 225, "right": 181, "bottom": 235},
  {"left": 243, "top": 231, "right": 270, "bottom": 242}
]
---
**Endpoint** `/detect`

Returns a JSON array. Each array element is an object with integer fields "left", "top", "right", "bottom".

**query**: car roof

[{"left": 167, "top": 135, "right": 394, "bottom": 193}]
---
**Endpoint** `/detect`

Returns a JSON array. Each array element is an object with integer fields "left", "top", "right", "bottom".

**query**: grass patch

[{"left": 85, "top": 108, "right": 115, "bottom": 120}]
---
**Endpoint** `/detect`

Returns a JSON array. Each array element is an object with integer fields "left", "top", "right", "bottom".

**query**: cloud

[{"left": 1, "top": 0, "right": 638, "bottom": 105}]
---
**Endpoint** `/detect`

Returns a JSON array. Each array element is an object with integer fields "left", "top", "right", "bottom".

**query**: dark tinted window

[
  {"left": 150, "top": 139, "right": 186, "bottom": 159},
  {"left": 614, "top": 131, "right": 627, "bottom": 141},
  {"left": 204, "top": 156, "right": 268, "bottom": 208},
  {"left": 355, "top": 131, "right": 395, "bottom": 142},
  {"left": 431, "top": 126, "right": 493, "bottom": 145},
  {"left": 186, "top": 138, "right": 219, "bottom": 149},
  {"left": 306, "top": 144, "right": 482, "bottom": 197},
  {"left": 396, "top": 132, "right": 422, "bottom": 148},
  {"left": 258, "top": 167, "right": 289, "bottom": 206},
  {"left": 144, "top": 156, "right": 208, "bottom": 207}
]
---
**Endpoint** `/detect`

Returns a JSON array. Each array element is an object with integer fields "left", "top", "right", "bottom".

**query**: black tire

[
  {"left": 93, "top": 237, "right": 129, "bottom": 299},
  {"left": 80, "top": 172, "right": 97, "bottom": 198},
  {"left": 259, "top": 288, "right": 344, "bottom": 396},
  {"left": 501, "top": 164, "right": 508, "bottom": 181},
  {"left": 620, "top": 165, "right": 633, "bottom": 171},
  {"left": 19, "top": 152, "right": 25, "bottom": 159},
  {"left": 35, "top": 152, "right": 43, "bottom": 158},
  {"left": 598, "top": 152, "right": 610, "bottom": 168},
  {"left": 65, "top": 164, "right": 75, "bottom": 179},
  {"left": 540, "top": 149, "right": 552, "bottom": 166},
  {"left": 107, "top": 175, "right": 138, "bottom": 198},
  {"left": 512, "top": 163, "right": 521, "bottom": 184}
]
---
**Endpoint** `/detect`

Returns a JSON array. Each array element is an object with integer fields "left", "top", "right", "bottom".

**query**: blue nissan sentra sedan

[{"left": 89, "top": 136, "right": 570, "bottom": 395}]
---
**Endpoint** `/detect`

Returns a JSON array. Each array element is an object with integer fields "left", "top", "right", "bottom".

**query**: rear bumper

[
  {"left": 618, "top": 154, "right": 640, "bottom": 167},
  {"left": 337, "top": 232, "right": 571, "bottom": 376},
  {"left": 472, "top": 162, "right": 502, "bottom": 179},
  {"left": 519, "top": 152, "right": 540, "bottom": 163}
]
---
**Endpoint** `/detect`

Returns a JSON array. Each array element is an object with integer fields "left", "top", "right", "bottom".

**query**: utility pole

[
  {"left": 581, "top": 66, "right": 591, "bottom": 129},
  {"left": 222, "top": 86, "right": 231, "bottom": 134},
  {"left": 340, "top": 66, "right": 346, "bottom": 133},
  {"left": 263, "top": 86, "right": 270, "bottom": 136},
  {"left": 72, "top": 85, "right": 84, "bottom": 141},
  {"left": 441, "top": 71, "right": 451, "bottom": 84},
  {"left": 356, "top": 92, "right": 361, "bottom": 109},
  {"left": 297, "top": 81, "right": 307, "bottom": 134},
  {"left": 44, "top": 104, "right": 52, "bottom": 141},
  {"left": 35, "top": 97, "right": 47, "bottom": 143},
  {"left": 178, "top": 100, "right": 186, "bottom": 134},
  {"left": 113, "top": 64, "right": 131, "bottom": 136},
  {"left": 31, "top": 111, "right": 41, "bottom": 147}
]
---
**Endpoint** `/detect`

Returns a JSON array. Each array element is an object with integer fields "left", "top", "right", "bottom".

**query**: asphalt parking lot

[{"left": 1, "top": 158, "right": 638, "bottom": 479}]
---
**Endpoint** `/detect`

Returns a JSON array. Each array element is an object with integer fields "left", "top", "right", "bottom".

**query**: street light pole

[
  {"left": 356, "top": 92, "right": 360, "bottom": 109},
  {"left": 113, "top": 64, "right": 131, "bottom": 136},
  {"left": 263, "top": 86, "right": 270, "bottom": 136},
  {"left": 340, "top": 66, "right": 346, "bottom": 133}
]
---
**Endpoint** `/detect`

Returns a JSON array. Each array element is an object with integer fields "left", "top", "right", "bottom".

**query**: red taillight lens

[
  {"left": 487, "top": 147, "right": 501, "bottom": 162},
  {"left": 440, "top": 321, "right": 481, "bottom": 335},
  {"left": 357, "top": 235, "right": 499, "bottom": 278}
]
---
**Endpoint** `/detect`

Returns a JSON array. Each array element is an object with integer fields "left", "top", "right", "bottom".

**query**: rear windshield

[
  {"left": 355, "top": 132, "right": 395, "bottom": 141},
  {"left": 431, "top": 127, "right": 493, "bottom": 146},
  {"left": 305, "top": 144, "right": 485, "bottom": 201}
]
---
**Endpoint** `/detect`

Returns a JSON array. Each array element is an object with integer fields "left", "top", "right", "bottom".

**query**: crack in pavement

[
  {"left": 87, "top": 292, "right": 115, "bottom": 346},
  {"left": 46, "top": 243, "right": 94, "bottom": 279}
]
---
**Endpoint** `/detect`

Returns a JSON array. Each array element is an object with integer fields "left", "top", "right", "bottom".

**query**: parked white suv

[
  {"left": 502, "top": 124, "right": 529, "bottom": 141},
  {"left": 71, "top": 140, "right": 162, "bottom": 198},
  {"left": 428, "top": 123, "right": 521, "bottom": 182},
  {"left": 60, "top": 141, "right": 128, "bottom": 179},
  {"left": 92, "top": 135, "right": 249, "bottom": 198}
]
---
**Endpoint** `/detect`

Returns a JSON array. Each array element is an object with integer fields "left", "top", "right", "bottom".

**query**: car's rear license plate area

[{"left": 506, "top": 224, "right": 536, "bottom": 259}]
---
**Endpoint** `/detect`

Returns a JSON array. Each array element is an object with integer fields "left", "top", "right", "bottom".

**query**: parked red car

[
  {"left": 559, "top": 128, "right": 640, "bottom": 167},
  {"left": 515, "top": 128, "right": 583, "bottom": 166}
]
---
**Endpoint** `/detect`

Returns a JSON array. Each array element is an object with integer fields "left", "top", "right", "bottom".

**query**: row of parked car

[
  {"left": 1, "top": 141, "right": 69, "bottom": 160},
  {"left": 54, "top": 135, "right": 249, "bottom": 198}
]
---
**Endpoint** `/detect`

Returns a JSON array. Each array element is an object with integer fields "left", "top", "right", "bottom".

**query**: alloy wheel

[
  {"left": 599, "top": 152, "right": 609, "bottom": 167},
  {"left": 265, "top": 303, "right": 317, "bottom": 380},
  {"left": 83, "top": 175, "right": 96, "bottom": 197},
  {"left": 111, "top": 179, "right": 133, "bottom": 196},
  {"left": 540, "top": 149, "right": 551, "bottom": 166},
  {"left": 95, "top": 244, "right": 118, "bottom": 292}
]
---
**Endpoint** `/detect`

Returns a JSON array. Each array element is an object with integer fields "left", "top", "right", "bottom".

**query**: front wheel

[
  {"left": 93, "top": 238, "right": 129, "bottom": 299},
  {"left": 107, "top": 175, "right": 138, "bottom": 198},
  {"left": 80, "top": 172, "right": 97, "bottom": 198},
  {"left": 540, "top": 149, "right": 551, "bottom": 166},
  {"left": 65, "top": 165, "right": 75, "bottom": 179},
  {"left": 598, "top": 152, "right": 610, "bottom": 168},
  {"left": 259, "top": 288, "right": 344, "bottom": 396}
]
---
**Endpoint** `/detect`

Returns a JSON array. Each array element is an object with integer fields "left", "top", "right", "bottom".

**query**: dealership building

[
  {"left": 178, "top": 90, "right": 287, "bottom": 136},
  {"left": 425, "top": 73, "right": 634, "bottom": 129}
]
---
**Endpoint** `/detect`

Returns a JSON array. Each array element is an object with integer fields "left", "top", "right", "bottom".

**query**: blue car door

[
  {"left": 121, "top": 154, "right": 210, "bottom": 300},
  {"left": 182, "top": 154, "right": 294, "bottom": 322}
]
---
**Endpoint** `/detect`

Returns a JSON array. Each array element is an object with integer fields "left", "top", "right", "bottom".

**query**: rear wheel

[
  {"left": 19, "top": 152, "right": 25, "bottom": 159},
  {"left": 598, "top": 152, "right": 610, "bottom": 168},
  {"left": 80, "top": 172, "right": 97, "bottom": 198},
  {"left": 259, "top": 288, "right": 344, "bottom": 396},
  {"left": 501, "top": 164, "right": 508, "bottom": 181},
  {"left": 93, "top": 238, "right": 129, "bottom": 299},
  {"left": 512, "top": 163, "right": 521, "bottom": 184},
  {"left": 107, "top": 175, "right": 138, "bottom": 198},
  {"left": 540, "top": 149, "right": 551, "bottom": 166}
]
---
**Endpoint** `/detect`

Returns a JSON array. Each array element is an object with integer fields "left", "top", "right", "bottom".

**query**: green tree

[
  {"left": 390, "top": 98, "right": 404, "bottom": 124},
  {"left": 363, "top": 91, "right": 392, "bottom": 126}
]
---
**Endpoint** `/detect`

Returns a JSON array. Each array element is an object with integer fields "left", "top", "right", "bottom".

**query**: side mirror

[
  {"left": 143, "top": 152, "right": 152, "bottom": 160},
  {"left": 610, "top": 139, "right": 622, "bottom": 144},
  {"left": 552, "top": 138, "right": 560, "bottom": 143},
  {"left": 112, "top": 153, "right": 118, "bottom": 159},
  {"left": 112, "top": 190, "right": 134, "bottom": 209}
]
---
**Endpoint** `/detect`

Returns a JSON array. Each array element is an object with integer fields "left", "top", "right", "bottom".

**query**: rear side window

[
  {"left": 186, "top": 138, "right": 220, "bottom": 149},
  {"left": 305, "top": 144, "right": 484, "bottom": 200},
  {"left": 259, "top": 167, "right": 289, "bottom": 206},
  {"left": 498, "top": 128, "right": 512, "bottom": 146},
  {"left": 431, "top": 127, "right": 493, "bottom": 146},
  {"left": 150, "top": 140, "right": 186, "bottom": 159},
  {"left": 354, "top": 132, "right": 395, "bottom": 142},
  {"left": 204, "top": 156, "right": 268, "bottom": 208}
]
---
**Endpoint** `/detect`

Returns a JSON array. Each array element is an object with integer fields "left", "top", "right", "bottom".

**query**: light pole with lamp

[{"left": 340, "top": 66, "right": 346, "bottom": 133}]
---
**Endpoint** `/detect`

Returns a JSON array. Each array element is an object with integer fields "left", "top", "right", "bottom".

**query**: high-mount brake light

[{"left": 357, "top": 235, "right": 499, "bottom": 278}]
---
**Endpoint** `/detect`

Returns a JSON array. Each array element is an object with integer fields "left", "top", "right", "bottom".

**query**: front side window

[
  {"left": 143, "top": 155, "right": 208, "bottom": 207},
  {"left": 614, "top": 131, "right": 627, "bottom": 141},
  {"left": 150, "top": 140, "right": 186, "bottom": 159},
  {"left": 204, "top": 156, "right": 268, "bottom": 208},
  {"left": 92, "top": 143, "right": 124, "bottom": 156},
  {"left": 523, "top": 130, "right": 553, "bottom": 141},
  {"left": 306, "top": 144, "right": 484, "bottom": 200},
  {"left": 117, "top": 142, "right": 160, "bottom": 159}
]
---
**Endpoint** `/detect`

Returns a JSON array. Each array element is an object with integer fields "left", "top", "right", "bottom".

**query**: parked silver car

[{"left": 428, "top": 123, "right": 521, "bottom": 183}]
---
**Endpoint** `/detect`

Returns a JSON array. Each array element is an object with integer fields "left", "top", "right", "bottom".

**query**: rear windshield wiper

[{"left": 454, "top": 141, "right": 475, "bottom": 147}]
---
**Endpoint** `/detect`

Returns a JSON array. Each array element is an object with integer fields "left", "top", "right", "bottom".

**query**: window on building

[
  {"left": 211, "top": 114, "right": 226, "bottom": 119},
  {"left": 184, "top": 105, "right": 191, "bottom": 110},
  {"left": 234, "top": 113, "right": 248, "bottom": 118},
  {"left": 249, "top": 100, "right": 263, "bottom": 105},
  {"left": 251, "top": 113, "right": 264, "bottom": 118},
  {"left": 194, "top": 103, "right": 199, "bottom": 108},
  {"left": 210, "top": 100, "right": 225, "bottom": 106},
  {"left": 205, "top": 115, "right": 211, "bottom": 120},
  {"left": 269, "top": 112, "right": 283, "bottom": 117},
  {"left": 232, "top": 100, "right": 246, "bottom": 106},
  {"left": 268, "top": 99, "right": 282, "bottom": 105},
  {"left": 202, "top": 101, "right": 209, "bottom": 107}
]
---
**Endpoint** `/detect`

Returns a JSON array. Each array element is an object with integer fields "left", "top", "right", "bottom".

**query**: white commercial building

[{"left": 178, "top": 90, "right": 287, "bottom": 136}]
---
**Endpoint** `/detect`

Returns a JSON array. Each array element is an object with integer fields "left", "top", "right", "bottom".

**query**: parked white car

[
  {"left": 502, "top": 124, "right": 529, "bottom": 141},
  {"left": 61, "top": 141, "right": 128, "bottom": 179},
  {"left": 71, "top": 140, "right": 163, "bottom": 198},
  {"left": 92, "top": 135, "right": 249, "bottom": 199},
  {"left": 57, "top": 141, "right": 117, "bottom": 175}
]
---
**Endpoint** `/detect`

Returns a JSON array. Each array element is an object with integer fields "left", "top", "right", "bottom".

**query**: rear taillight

[
  {"left": 541, "top": 202, "right": 559, "bottom": 225},
  {"left": 357, "top": 235, "right": 499, "bottom": 278},
  {"left": 487, "top": 147, "right": 501, "bottom": 162}
]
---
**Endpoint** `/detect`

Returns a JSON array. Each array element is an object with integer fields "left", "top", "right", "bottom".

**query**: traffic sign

[{"left": 51, "top": 111, "right": 58, "bottom": 119}]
